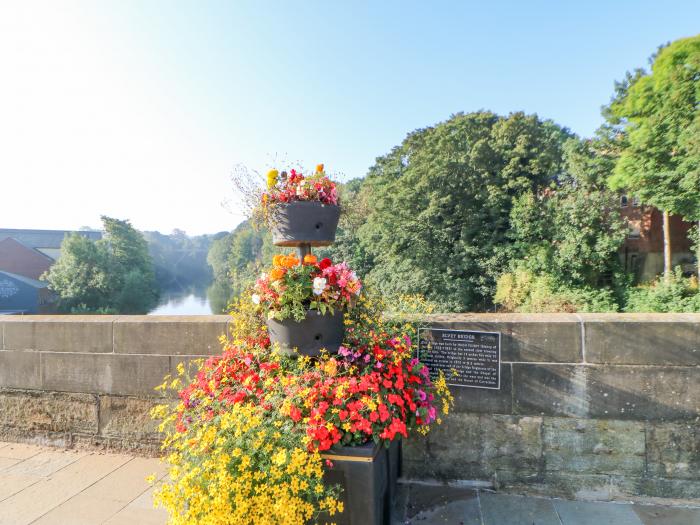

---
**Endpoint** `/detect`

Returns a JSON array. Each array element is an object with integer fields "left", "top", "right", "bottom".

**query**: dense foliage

[{"left": 45, "top": 216, "right": 159, "bottom": 314}]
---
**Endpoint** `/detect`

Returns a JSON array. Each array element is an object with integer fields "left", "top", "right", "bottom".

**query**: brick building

[
  {"left": 0, "top": 229, "right": 102, "bottom": 314},
  {"left": 619, "top": 196, "right": 696, "bottom": 281}
]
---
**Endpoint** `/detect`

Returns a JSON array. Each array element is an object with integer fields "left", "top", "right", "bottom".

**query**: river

[{"left": 149, "top": 288, "right": 213, "bottom": 315}]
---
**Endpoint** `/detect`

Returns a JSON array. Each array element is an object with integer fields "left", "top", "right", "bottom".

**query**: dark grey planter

[
  {"left": 386, "top": 439, "right": 401, "bottom": 516},
  {"left": 270, "top": 201, "right": 340, "bottom": 247},
  {"left": 266, "top": 310, "right": 344, "bottom": 357},
  {"left": 321, "top": 441, "right": 389, "bottom": 525}
]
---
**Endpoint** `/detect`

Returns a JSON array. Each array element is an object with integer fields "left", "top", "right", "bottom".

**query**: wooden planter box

[
  {"left": 270, "top": 201, "right": 340, "bottom": 247},
  {"left": 321, "top": 442, "right": 389, "bottom": 525},
  {"left": 266, "top": 310, "right": 344, "bottom": 357}
]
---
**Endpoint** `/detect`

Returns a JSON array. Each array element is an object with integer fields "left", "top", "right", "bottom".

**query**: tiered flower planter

[{"left": 270, "top": 200, "right": 396, "bottom": 524}]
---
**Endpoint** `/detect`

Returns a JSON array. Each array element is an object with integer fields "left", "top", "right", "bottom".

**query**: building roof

[
  {"left": 0, "top": 229, "right": 102, "bottom": 250},
  {"left": 0, "top": 271, "right": 48, "bottom": 289}
]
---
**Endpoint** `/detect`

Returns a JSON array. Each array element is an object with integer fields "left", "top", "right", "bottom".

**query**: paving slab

[
  {"left": 633, "top": 504, "right": 700, "bottom": 525},
  {"left": 103, "top": 484, "right": 168, "bottom": 525},
  {"left": 554, "top": 500, "right": 643, "bottom": 525},
  {"left": 0, "top": 443, "right": 43, "bottom": 460},
  {"left": 31, "top": 495, "right": 127, "bottom": 525},
  {"left": 0, "top": 452, "right": 131, "bottom": 525},
  {"left": 480, "top": 493, "right": 562, "bottom": 525},
  {"left": 0, "top": 474, "right": 41, "bottom": 502},
  {"left": 0, "top": 457, "right": 21, "bottom": 471},
  {"left": 1, "top": 449, "right": 85, "bottom": 477}
]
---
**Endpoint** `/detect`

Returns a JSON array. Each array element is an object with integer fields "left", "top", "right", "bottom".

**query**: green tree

[
  {"left": 45, "top": 216, "right": 159, "bottom": 313},
  {"left": 495, "top": 137, "right": 627, "bottom": 312},
  {"left": 354, "top": 111, "right": 572, "bottom": 311},
  {"left": 606, "top": 35, "right": 700, "bottom": 280}
]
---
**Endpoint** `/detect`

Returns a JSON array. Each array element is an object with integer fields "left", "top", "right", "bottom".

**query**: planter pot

[
  {"left": 270, "top": 201, "right": 340, "bottom": 247},
  {"left": 386, "top": 439, "right": 401, "bottom": 515},
  {"left": 321, "top": 442, "right": 389, "bottom": 525},
  {"left": 266, "top": 310, "right": 344, "bottom": 357}
]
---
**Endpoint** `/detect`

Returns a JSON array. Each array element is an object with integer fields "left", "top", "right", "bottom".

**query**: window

[
  {"left": 631, "top": 195, "right": 640, "bottom": 207},
  {"left": 620, "top": 195, "right": 628, "bottom": 207}
]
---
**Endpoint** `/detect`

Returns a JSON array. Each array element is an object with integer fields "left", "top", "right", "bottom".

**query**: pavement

[
  {"left": 1, "top": 441, "right": 699, "bottom": 525},
  {"left": 394, "top": 483, "right": 700, "bottom": 525},
  {"left": 0, "top": 442, "right": 167, "bottom": 525}
]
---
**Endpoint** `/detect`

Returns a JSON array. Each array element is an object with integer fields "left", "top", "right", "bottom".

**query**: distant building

[
  {"left": 0, "top": 271, "right": 54, "bottom": 314},
  {"left": 619, "top": 197, "right": 695, "bottom": 281},
  {"left": 0, "top": 229, "right": 103, "bottom": 313}
]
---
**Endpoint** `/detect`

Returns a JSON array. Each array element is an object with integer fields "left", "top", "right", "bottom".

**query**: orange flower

[
  {"left": 316, "top": 163, "right": 324, "bottom": 173},
  {"left": 270, "top": 268, "right": 286, "bottom": 280},
  {"left": 272, "top": 254, "right": 284, "bottom": 267},
  {"left": 303, "top": 254, "right": 317, "bottom": 265},
  {"left": 282, "top": 254, "right": 300, "bottom": 268}
]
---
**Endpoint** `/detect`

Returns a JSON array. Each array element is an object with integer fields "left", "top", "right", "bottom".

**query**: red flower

[
  {"left": 290, "top": 405, "right": 302, "bottom": 422},
  {"left": 319, "top": 258, "right": 332, "bottom": 270}
]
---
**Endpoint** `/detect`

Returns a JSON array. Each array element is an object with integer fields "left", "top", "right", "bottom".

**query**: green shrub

[
  {"left": 624, "top": 269, "right": 700, "bottom": 312},
  {"left": 495, "top": 268, "right": 619, "bottom": 313}
]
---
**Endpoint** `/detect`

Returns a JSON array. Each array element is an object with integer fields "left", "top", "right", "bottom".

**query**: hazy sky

[{"left": 1, "top": 1, "right": 698, "bottom": 235}]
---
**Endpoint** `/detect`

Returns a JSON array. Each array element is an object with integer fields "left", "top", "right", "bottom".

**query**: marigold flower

[
  {"left": 303, "top": 254, "right": 318, "bottom": 265},
  {"left": 270, "top": 268, "right": 286, "bottom": 281},
  {"left": 282, "top": 255, "right": 300, "bottom": 268},
  {"left": 272, "top": 254, "right": 284, "bottom": 267},
  {"left": 266, "top": 169, "right": 279, "bottom": 189},
  {"left": 316, "top": 163, "right": 324, "bottom": 173}
]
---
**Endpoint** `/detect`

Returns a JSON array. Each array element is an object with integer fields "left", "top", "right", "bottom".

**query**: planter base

[{"left": 321, "top": 442, "right": 389, "bottom": 525}]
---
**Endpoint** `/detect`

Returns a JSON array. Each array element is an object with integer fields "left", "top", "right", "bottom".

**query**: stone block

[
  {"left": 451, "top": 363, "right": 512, "bottom": 415},
  {"left": 636, "top": 477, "right": 700, "bottom": 500},
  {"left": 113, "top": 316, "right": 229, "bottom": 355},
  {"left": 543, "top": 418, "right": 645, "bottom": 477},
  {"left": 42, "top": 353, "right": 170, "bottom": 397},
  {"left": 581, "top": 313, "right": 700, "bottom": 365},
  {"left": 645, "top": 421, "right": 700, "bottom": 480},
  {"left": 403, "top": 413, "right": 482, "bottom": 480},
  {"left": 98, "top": 396, "right": 161, "bottom": 441},
  {"left": 0, "top": 351, "right": 41, "bottom": 389},
  {"left": 513, "top": 364, "right": 589, "bottom": 417},
  {"left": 418, "top": 313, "right": 582, "bottom": 362},
  {"left": 588, "top": 365, "right": 699, "bottom": 421},
  {"left": 0, "top": 389, "right": 97, "bottom": 434},
  {"left": 480, "top": 415, "right": 543, "bottom": 481},
  {"left": 1, "top": 316, "right": 115, "bottom": 353}
]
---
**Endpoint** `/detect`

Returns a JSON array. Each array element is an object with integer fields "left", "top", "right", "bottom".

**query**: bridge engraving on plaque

[{"left": 418, "top": 328, "right": 501, "bottom": 389}]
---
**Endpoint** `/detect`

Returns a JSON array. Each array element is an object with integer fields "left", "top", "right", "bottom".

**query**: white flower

[
  {"left": 312, "top": 277, "right": 327, "bottom": 296},
  {"left": 251, "top": 294, "right": 261, "bottom": 305}
]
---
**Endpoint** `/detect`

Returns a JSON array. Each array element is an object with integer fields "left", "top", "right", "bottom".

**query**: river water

[{"left": 149, "top": 289, "right": 213, "bottom": 315}]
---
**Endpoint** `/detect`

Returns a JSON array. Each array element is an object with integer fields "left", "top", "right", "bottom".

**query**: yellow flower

[
  {"left": 315, "top": 163, "right": 324, "bottom": 173},
  {"left": 266, "top": 169, "right": 279, "bottom": 189}
]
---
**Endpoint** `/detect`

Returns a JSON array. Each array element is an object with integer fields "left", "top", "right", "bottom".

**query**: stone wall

[
  {"left": 402, "top": 313, "right": 700, "bottom": 503},
  {"left": 0, "top": 313, "right": 698, "bottom": 502},
  {"left": 0, "top": 315, "right": 228, "bottom": 453}
]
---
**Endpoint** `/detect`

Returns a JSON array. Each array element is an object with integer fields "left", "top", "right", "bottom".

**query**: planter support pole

[{"left": 297, "top": 243, "right": 312, "bottom": 260}]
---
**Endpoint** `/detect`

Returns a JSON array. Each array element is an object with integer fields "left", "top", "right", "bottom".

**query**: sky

[{"left": 1, "top": 1, "right": 698, "bottom": 235}]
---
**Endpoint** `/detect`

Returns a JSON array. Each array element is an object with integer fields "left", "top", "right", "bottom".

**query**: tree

[
  {"left": 495, "top": 137, "right": 627, "bottom": 312},
  {"left": 353, "top": 111, "right": 572, "bottom": 311},
  {"left": 606, "top": 35, "right": 700, "bottom": 281},
  {"left": 45, "top": 216, "right": 159, "bottom": 313}
]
